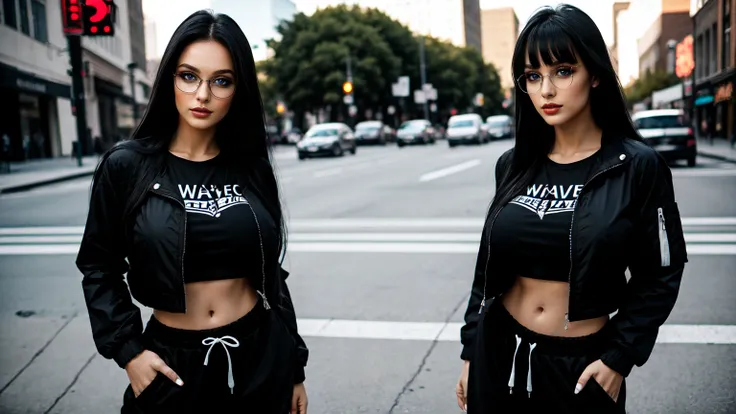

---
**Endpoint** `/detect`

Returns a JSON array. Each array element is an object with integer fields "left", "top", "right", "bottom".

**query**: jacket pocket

[{"left": 657, "top": 207, "right": 671, "bottom": 267}]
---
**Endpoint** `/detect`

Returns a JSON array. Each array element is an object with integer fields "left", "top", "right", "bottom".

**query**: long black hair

[
  {"left": 93, "top": 10, "right": 287, "bottom": 258},
  {"left": 490, "top": 4, "right": 641, "bottom": 216}
]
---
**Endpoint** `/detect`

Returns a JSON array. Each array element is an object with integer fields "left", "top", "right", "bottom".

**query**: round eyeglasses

[
  {"left": 517, "top": 66, "right": 577, "bottom": 95},
  {"left": 173, "top": 72, "right": 236, "bottom": 99}
]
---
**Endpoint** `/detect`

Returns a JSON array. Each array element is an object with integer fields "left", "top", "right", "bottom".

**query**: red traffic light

[{"left": 62, "top": 0, "right": 84, "bottom": 34}]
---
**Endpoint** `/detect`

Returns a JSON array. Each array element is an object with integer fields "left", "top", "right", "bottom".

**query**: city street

[{"left": 0, "top": 140, "right": 735, "bottom": 413}]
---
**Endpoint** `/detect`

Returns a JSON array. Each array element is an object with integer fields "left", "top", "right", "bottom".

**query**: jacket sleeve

[
  {"left": 278, "top": 266, "right": 309, "bottom": 383},
  {"left": 76, "top": 151, "right": 144, "bottom": 369},
  {"left": 600, "top": 151, "right": 687, "bottom": 377},
  {"left": 460, "top": 149, "right": 513, "bottom": 361}
]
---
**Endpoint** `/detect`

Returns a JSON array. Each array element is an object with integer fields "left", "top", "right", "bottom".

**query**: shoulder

[
  {"left": 98, "top": 141, "right": 154, "bottom": 185},
  {"left": 620, "top": 138, "right": 669, "bottom": 179},
  {"left": 497, "top": 148, "right": 514, "bottom": 170}
]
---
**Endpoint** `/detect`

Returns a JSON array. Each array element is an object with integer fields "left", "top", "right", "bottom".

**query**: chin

[{"left": 185, "top": 117, "right": 219, "bottom": 130}]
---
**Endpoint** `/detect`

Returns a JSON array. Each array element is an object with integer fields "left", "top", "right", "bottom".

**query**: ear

[{"left": 592, "top": 77, "right": 600, "bottom": 88}]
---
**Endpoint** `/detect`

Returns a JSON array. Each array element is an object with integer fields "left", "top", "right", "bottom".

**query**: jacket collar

[{"left": 590, "top": 132, "right": 632, "bottom": 176}]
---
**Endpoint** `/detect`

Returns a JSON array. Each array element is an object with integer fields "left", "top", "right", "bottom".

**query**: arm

[
  {"left": 459, "top": 149, "right": 513, "bottom": 361},
  {"left": 599, "top": 152, "right": 688, "bottom": 377},
  {"left": 278, "top": 266, "right": 309, "bottom": 384},
  {"left": 76, "top": 150, "right": 144, "bottom": 369}
]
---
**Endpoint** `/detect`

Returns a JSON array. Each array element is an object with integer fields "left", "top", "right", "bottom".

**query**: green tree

[{"left": 625, "top": 69, "right": 680, "bottom": 106}]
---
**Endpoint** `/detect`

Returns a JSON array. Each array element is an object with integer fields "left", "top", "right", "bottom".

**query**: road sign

[
  {"left": 343, "top": 95, "right": 354, "bottom": 105},
  {"left": 414, "top": 90, "right": 426, "bottom": 104},
  {"left": 392, "top": 76, "right": 410, "bottom": 97},
  {"left": 348, "top": 105, "right": 357, "bottom": 116}
]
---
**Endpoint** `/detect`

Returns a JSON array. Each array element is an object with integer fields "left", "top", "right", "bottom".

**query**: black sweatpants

[
  {"left": 467, "top": 299, "right": 626, "bottom": 414},
  {"left": 121, "top": 299, "right": 296, "bottom": 414}
]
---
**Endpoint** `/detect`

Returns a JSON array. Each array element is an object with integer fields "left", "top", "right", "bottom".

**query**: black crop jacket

[
  {"left": 76, "top": 146, "right": 309, "bottom": 383},
  {"left": 461, "top": 137, "right": 688, "bottom": 377}
]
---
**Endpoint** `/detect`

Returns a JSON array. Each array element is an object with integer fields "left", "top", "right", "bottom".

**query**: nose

[
  {"left": 195, "top": 80, "right": 211, "bottom": 102},
  {"left": 540, "top": 75, "right": 556, "bottom": 98}
]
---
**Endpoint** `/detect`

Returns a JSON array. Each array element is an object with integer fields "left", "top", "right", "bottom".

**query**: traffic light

[
  {"left": 83, "top": 0, "right": 115, "bottom": 36},
  {"left": 276, "top": 102, "right": 286, "bottom": 114},
  {"left": 61, "top": 0, "right": 84, "bottom": 35},
  {"left": 342, "top": 81, "right": 353, "bottom": 94}
]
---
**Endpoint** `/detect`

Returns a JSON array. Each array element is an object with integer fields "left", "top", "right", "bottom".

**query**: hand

[
  {"left": 291, "top": 382, "right": 308, "bottom": 414},
  {"left": 125, "top": 350, "right": 183, "bottom": 397},
  {"left": 455, "top": 360, "right": 470, "bottom": 412},
  {"left": 575, "top": 359, "right": 623, "bottom": 402}
]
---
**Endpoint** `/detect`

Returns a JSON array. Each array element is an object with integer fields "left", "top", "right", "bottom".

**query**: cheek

[{"left": 174, "top": 89, "right": 189, "bottom": 114}]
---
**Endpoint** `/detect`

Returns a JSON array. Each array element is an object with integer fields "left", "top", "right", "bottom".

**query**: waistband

[
  {"left": 487, "top": 299, "right": 611, "bottom": 356},
  {"left": 144, "top": 298, "right": 268, "bottom": 348}
]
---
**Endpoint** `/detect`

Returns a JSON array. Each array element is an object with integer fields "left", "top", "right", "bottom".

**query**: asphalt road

[{"left": 0, "top": 140, "right": 734, "bottom": 413}]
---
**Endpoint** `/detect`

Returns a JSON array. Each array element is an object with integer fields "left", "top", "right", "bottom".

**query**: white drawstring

[
  {"left": 527, "top": 343, "right": 537, "bottom": 397},
  {"left": 202, "top": 335, "right": 240, "bottom": 394},
  {"left": 507, "top": 335, "right": 522, "bottom": 394}
]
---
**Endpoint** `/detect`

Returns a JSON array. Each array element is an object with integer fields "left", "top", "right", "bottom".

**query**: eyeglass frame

[
  {"left": 172, "top": 72, "right": 236, "bottom": 99},
  {"left": 516, "top": 65, "right": 579, "bottom": 95}
]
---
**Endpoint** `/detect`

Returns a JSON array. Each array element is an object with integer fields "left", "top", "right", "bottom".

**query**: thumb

[{"left": 575, "top": 368, "right": 594, "bottom": 395}]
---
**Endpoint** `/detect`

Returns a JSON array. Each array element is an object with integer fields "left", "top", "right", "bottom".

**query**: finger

[
  {"left": 155, "top": 362, "right": 183, "bottom": 386},
  {"left": 575, "top": 369, "right": 594, "bottom": 394},
  {"left": 291, "top": 395, "right": 298, "bottom": 414},
  {"left": 456, "top": 385, "right": 466, "bottom": 411},
  {"left": 301, "top": 397, "right": 308, "bottom": 414}
]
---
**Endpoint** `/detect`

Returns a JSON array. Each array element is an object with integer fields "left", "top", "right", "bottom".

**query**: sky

[{"left": 142, "top": 0, "right": 653, "bottom": 81}]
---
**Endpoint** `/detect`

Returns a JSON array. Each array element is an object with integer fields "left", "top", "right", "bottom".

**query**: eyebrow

[{"left": 177, "top": 63, "right": 234, "bottom": 76}]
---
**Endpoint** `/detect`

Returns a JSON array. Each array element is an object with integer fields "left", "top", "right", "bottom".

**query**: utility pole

[
  {"left": 67, "top": 35, "right": 86, "bottom": 166},
  {"left": 418, "top": 36, "right": 430, "bottom": 121}
]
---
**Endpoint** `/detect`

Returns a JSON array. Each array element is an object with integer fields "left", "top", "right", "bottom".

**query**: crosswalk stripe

[{"left": 295, "top": 319, "right": 736, "bottom": 344}]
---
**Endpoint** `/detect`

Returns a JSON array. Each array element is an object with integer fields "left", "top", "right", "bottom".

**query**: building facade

[
  {"left": 637, "top": 0, "right": 692, "bottom": 76},
  {"left": 610, "top": 2, "right": 630, "bottom": 75},
  {"left": 211, "top": 0, "right": 297, "bottom": 62},
  {"left": 480, "top": 7, "right": 518, "bottom": 91},
  {"left": 0, "top": 0, "right": 74, "bottom": 160},
  {"left": 0, "top": 0, "right": 151, "bottom": 161},
  {"left": 692, "top": 0, "right": 735, "bottom": 142}
]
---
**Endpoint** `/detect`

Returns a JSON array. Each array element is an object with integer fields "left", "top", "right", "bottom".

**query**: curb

[
  {"left": 0, "top": 170, "right": 95, "bottom": 195},
  {"left": 697, "top": 151, "right": 736, "bottom": 164}
]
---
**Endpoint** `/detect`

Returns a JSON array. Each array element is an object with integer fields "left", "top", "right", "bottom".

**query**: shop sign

[
  {"left": 714, "top": 82, "right": 733, "bottom": 103},
  {"left": 676, "top": 35, "right": 694, "bottom": 79}
]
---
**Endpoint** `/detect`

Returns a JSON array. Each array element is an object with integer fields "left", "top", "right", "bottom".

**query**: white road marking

[
  {"left": 313, "top": 167, "right": 344, "bottom": 178},
  {"left": 419, "top": 159, "right": 481, "bottom": 182},
  {"left": 0, "top": 227, "right": 86, "bottom": 235},
  {"left": 671, "top": 168, "right": 736, "bottom": 177},
  {"left": 295, "top": 319, "right": 736, "bottom": 344},
  {"left": 681, "top": 217, "right": 736, "bottom": 226}
]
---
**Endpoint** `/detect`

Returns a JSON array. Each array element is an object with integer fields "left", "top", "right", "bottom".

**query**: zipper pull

[
  {"left": 658, "top": 207, "right": 666, "bottom": 230},
  {"left": 564, "top": 313, "right": 570, "bottom": 331},
  {"left": 478, "top": 298, "right": 486, "bottom": 314},
  {"left": 257, "top": 290, "right": 271, "bottom": 310}
]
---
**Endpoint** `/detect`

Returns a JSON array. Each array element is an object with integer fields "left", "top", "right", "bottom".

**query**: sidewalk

[
  {"left": 0, "top": 155, "right": 100, "bottom": 194},
  {"left": 697, "top": 136, "right": 736, "bottom": 164}
]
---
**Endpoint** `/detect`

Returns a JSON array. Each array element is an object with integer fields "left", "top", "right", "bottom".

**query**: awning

[{"left": 695, "top": 95, "right": 714, "bottom": 106}]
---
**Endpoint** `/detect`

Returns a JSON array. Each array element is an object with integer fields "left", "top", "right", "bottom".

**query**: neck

[
  {"left": 551, "top": 105, "right": 602, "bottom": 157},
  {"left": 170, "top": 118, "right": 219, "bottom": 159}
]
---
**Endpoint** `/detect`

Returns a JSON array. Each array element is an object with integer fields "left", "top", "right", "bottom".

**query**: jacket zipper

[
  {"left": 479, "top": 207, "right": 504, "bottom": 314},
  {"left": 657, "top": 207, "right": 671, "bottom": 267},
  {"left": 564, "top": 161, "right": 625, "bottom": 330},
  {"left": 242, "top": 193, "right": 271, "bottom": 310},
  {"left": 151, "top": 187, "right": 188, "bottom": 312}
]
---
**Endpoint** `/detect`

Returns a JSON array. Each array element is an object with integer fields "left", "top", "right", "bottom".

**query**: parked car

[
  {"left": 354, "top": 121, "right": 392, "bottom": 145},
  {"left": 631, "top": 109, "right": 697, "bottom": 167},
  {"left": 486, "top": 114, "right": 514, "bottom": 140},
  {"left": 266, "top": 125, "right": 280, "bottom": 145},
  {"left": 396, "top": 120, "right": 436, "bottom": 147},
  {"left": 447, "top": 113, "right": 487, "bottom": 147},
  {"left": 296, "top": 122, "right": 357, "bottom": 160},
  {"left": 283, "top": 127, "right": 303, "bottom": 144}
]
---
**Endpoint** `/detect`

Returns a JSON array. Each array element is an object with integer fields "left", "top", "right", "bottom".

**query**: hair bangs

[{"left": 525, "top": 20, "right": 578, "bottom": 68}]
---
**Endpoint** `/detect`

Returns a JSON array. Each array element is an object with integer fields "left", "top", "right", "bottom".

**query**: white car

[
  {"left": 447, "top": 113, "right": 487, "bottom": 147},
  {"left": 486, "top": 114, "right": 513, "bottom": 140},
  {"left": 631, "top": 109, "right": 696, "bottom": 167}
]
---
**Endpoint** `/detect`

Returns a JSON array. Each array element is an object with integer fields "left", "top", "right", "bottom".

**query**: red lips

[{"left": 542, "top": 103, "right": 562, "bottom": 115}]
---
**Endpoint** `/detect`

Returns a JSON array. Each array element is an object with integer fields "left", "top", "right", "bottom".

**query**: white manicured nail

[
  {"left": 574, "top": 383, "right": 582, "bottom": 394},
  {"left": 175, "top": 378, "right": 184, "bottom": 386}
]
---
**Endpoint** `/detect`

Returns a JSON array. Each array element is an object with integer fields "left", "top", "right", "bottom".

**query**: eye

[
  {"left": 213, "top": 77, "right": 233, "bottom": 87},
  {"left": 524, "top": 72, "right": 541, "bottom": 82},
  {"left": 178, "top": 72, "right": 198, "bottom": 82},
  {"left": 556, "top": 66, "right": 575, "bottom": 78}
]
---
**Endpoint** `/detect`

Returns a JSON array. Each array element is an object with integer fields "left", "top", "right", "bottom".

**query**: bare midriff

[
  {"left": 501, "top": 276, "right": 608, "bottom": 337},
  {"left": 153, "top": 278, "right": 258, "bottom": 330}
]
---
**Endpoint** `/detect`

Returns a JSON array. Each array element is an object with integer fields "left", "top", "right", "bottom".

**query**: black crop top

[
  {"left": 490, "top": 154, "right": 598, "bottom": 282},
  {"left": 166, "top": 153, "right": 274, "bottom": 284}
]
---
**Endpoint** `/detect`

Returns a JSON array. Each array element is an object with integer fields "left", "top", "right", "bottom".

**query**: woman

[
  {"left": 455, "top": 5, "right": 687, "bottom": 413},
  {"left": 76, "top": 10, "right": 308, "bottom": 414}
]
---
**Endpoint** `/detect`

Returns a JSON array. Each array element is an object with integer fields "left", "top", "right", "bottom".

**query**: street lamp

[{"left": 127, "top": 62, "right": 138, "bottom": 124}]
